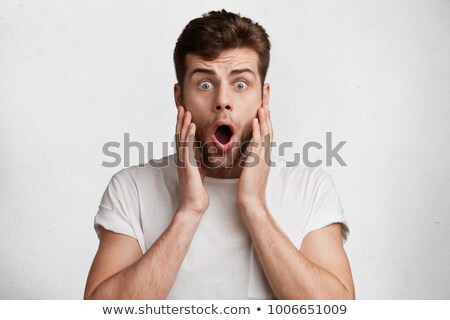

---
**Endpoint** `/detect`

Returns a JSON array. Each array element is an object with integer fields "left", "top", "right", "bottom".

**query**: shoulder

[
  {"left": 268, "top": 154, "right": 341, "bottom": 212},
  {"left": 269, "top": 154, "right": 334, "bottom": 189},
  {"left": 112, "top": 153, "right": 178, "bottom": 185}
]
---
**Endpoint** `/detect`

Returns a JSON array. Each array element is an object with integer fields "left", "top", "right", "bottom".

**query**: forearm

[
  {"left": 88, "top": 210, "right": 201, "bottom": 299},
  {"left": 241, "top": 204, "right": 352, "bottom": 300}
]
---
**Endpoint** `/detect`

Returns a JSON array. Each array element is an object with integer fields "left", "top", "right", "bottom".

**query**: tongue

[{"left": 215, "top": 126, "right": 232, "bottom": 145}]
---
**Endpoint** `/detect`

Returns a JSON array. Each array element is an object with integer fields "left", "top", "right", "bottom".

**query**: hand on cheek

[
  {"left": 237, "top": 102, "right": 273, "bottom": 211},
  {"left": 175, "top": 106, "right": 209, "bottom": 216}
]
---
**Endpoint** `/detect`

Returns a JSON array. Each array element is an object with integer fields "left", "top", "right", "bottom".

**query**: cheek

[
  {"left": 183, "top": 89, "right": 211, "bottom": 123},
  {"left": 184, "top": 85, "right": 211, "bottom": 107},
  {"left": 236, "top": 93, "right": 261, "bottom": 119}
]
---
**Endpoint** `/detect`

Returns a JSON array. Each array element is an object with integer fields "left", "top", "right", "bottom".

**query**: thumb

[{"left": 199, "top": 163, "right": 207, "bottom": 182}]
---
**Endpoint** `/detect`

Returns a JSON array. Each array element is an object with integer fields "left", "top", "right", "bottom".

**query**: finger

[
  {"left": 267, "top": 109, "right": 273, "bottom": 142},
  {"left": 242, "top": 118, "right": 261, "bottom": 167},
  {"left": 175, "top": 106, "right": 184, "bottom": 152},
  {"left": 252, "top": 117, "right": 261, "bottom": 144},
  {"left": 257, "top": 105, "right": 271, "bottom": 167},
  {"left": 186, "top": 123, "right": 198, "bottom": 169},
  {"left": 194, "top": 137, "right": 203, "bottom": 168},
  {"left": 176, "top": 106, "right": 184, "bottom": 136},
  {"left": 262, "top": 102, "right": 273, "bottom": 142},
  {"left": 198, "top": 162, "right": 207, "bottom": 182},
  {"left": 199, "top": 169, "right": 207, "bottom": 183},
  {"left": 258, "top": 107, "right": 269, "bottom": 141},
  {"left": 180, "top": 110, "right": 192, "bottom": 145},
  {"left": 179, "top": 110, "right": 191, "bottom": 167}
]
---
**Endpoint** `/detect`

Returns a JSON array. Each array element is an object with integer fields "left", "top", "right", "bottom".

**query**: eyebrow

[{"left": 189, "top": 68, "right": 256, "bottom": 79}]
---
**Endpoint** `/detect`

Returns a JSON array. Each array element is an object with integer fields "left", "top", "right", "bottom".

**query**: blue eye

[
  {"left": 199, "top": 81, "right": 212, "bottom": 90},
  {"left": 235, "top": 81, "right": 247, "bottom": 90}
]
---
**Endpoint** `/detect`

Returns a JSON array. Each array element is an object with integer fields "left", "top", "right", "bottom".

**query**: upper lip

[{"left": 211, "top": 120, "right": 235, "bottom": 135}]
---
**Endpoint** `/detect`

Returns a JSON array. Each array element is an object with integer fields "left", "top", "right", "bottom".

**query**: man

[{"left": 84, "top": 9, "right": 355, "bottom": 300}]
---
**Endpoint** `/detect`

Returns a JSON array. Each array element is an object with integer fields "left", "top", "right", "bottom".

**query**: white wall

[{"left": 1, "top": 0, "right": 449, "bottom": 299}]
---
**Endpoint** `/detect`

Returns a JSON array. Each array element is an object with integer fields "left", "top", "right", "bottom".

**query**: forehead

[{"left": 185, "top": 48, "right": 259, "bottom": 76}]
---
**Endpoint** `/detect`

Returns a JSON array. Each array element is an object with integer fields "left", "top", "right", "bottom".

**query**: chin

[{"left": 200, "top": 140, "right": 242, "bottom": 169}]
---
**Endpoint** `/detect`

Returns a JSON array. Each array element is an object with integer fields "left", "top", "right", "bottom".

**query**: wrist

[
  {"left": 239, "top": 202, "right": 272, "bottom": 234},
  {"left": 176, "top": 201, "right": 207, "bottom": 216},
  {"left": 239, "top": 200, "right": 267, "bottom": 217},
  {"left": 238, "top": 196, "right": 266, "bottom": 211},
  {"left": 173, "top": 208, "right": 203, "bottom": 225}
]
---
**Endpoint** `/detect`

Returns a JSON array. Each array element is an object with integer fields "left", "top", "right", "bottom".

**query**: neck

[{"left": 205, "top": 165, "right": 243, "bottom": 179}]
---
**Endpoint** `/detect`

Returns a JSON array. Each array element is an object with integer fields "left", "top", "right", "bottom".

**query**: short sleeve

[
  {"left": 303, "top": 170, "right": 350, "bottom": 243},
  {"left": 94, "top": 172, "right": 146, "bottom": 253}
]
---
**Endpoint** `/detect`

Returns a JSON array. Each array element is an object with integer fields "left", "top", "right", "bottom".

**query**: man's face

[{"left": 175, "top": 48, "right": 270, "bottom": 170}]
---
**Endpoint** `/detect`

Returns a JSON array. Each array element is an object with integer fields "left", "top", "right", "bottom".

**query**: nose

[
  {"left": 215, "top": 105, "right": 231, "bottom": 111},
  {"left": 214, "top": 85, "right": 232, "bottom": 112}
]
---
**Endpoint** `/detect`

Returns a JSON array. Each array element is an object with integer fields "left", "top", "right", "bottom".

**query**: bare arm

[
  {"left": 237, "top": 103, "right": 354, "bottom": 300},
  {"left": 85, "top": 106, "right": 208, "bottom": 299},
  {"left": 241, "top": 204, "right": 355, "bottom": 300},
  {"left": 84, "top": 210, "right": 201, "bottom": 299}
]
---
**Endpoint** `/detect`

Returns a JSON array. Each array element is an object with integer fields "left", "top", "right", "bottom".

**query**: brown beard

[{"left": 194, "top": 120, "right": 253, "bottom": 169}]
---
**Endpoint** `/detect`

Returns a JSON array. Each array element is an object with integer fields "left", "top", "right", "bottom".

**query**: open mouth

[
  {"left": 211, "top": 122, "right": 235, "bottom": 152},
  {"left": 214, "top": 125, "right": 233, "bottom": 145}
]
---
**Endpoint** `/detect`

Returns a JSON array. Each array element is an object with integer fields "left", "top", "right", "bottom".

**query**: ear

[
  {"left": 174, "top": 83, "right": 182, "bottom": 108},
  {"left": 262, "top": 83, "right": 270, "bottom": 107}
]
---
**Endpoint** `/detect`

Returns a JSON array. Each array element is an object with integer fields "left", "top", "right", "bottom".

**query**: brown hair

[{"left": 173, "top": 9, "right": 271, "bottom": 88}]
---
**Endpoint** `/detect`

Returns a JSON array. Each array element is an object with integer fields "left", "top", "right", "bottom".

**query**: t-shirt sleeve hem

[
  {"left": 94, "top": 205, "right": 145, "bottom": 252},
  {"left": 303, "top": 208, "right": 350, "bottom": 243}
]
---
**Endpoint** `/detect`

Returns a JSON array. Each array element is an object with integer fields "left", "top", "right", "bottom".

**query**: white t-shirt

[{"left": 94, "top": 153, "right": 349, "bottom": 299}]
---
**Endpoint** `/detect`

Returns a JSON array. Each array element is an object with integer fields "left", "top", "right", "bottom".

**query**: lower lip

[{"left": 211, "top": 134, "right": 236, "bottom": 153}]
